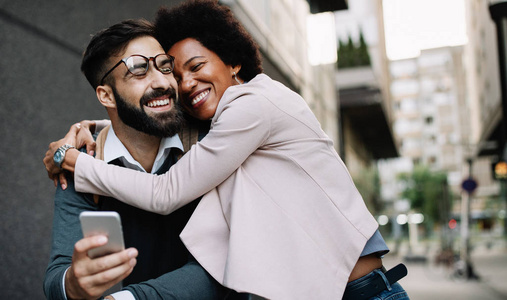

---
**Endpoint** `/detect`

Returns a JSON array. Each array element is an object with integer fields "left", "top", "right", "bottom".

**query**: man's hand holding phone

[
  {"left": 65, "top": 234, "right": 138, "bottom": 299},
  {"left": 64, "top": 211, "right": 137, "bottom": 299}
]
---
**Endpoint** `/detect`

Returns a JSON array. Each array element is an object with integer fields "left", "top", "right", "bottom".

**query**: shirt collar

[{"left": 103, "top": 126, "right": 184, "bottom": 173}]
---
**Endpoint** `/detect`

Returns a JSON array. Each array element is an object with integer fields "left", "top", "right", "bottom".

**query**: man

[{"left": 43, "top": 19, "right": 230, "bottom": 300}]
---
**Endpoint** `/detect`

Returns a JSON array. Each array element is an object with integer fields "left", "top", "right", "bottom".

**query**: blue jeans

[{"left": 345, "top": 268, "right": 410, "bottom": 300}]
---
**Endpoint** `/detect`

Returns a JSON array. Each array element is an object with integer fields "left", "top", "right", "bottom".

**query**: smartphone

[{"left": 79, "top": 211, "right": 125, "bottom": 258}]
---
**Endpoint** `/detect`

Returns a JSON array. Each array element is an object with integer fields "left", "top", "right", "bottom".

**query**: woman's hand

[
  {"left": 43, "top": 121, "right": 96, "bottom": 189},
  {"left": 77, "top": 120, "right": 98, "bottom": 156}
]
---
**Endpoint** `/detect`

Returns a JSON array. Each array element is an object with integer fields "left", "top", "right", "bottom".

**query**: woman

[{"left": 46, "top": 1, "right": 408, "bottom": 299}]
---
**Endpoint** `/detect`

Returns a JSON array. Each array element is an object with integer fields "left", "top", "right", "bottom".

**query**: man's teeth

[
  {"left": 146, "top": 99, "right": 170, "bottom": 107},
  {"left": 192, "top": 90, "right": 209, "bottom": 105}
]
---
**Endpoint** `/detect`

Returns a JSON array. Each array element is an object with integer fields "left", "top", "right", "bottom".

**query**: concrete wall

[{"left": 0, "top": 1, "right": 183, "bottom": 298}]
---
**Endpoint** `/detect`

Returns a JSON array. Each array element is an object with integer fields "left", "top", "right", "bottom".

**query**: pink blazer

[{"left": 75, "top": 74, "right": 378, "bottom": 299}]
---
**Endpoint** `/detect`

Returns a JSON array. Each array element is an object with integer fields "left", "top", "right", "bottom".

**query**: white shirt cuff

[
  {"left": 62, "top": 267, "right": 70, "bottom": 299},
  {"left": 109, "top": 290, "right": 136, "bottom": 300}
]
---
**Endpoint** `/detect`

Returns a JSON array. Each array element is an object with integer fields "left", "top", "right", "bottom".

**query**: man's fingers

[
  {"left": 74, "top": 259, "right": 136, "bottom": 299},
  {"left": 66, "top": 257, "right": 134, "bottom": 300},
  {"left": 86, "top": 248, "right": 138, "bottom": 275},
  {"left": 74, "top": 238, "right": 138, "bottom": 276},
  {"left": 87, "top": 254, "right": 137, "bottom": 287},
  {"left": 79, "top": 248, "right": 137, "bottom": 281},
  {"left": 74, "top": 235, "right": 109, "bottom": 258}
]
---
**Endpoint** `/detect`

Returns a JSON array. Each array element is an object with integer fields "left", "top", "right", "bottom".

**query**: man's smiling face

[{"left": 107, "top": 36, "right": 183, "bottom": 137}]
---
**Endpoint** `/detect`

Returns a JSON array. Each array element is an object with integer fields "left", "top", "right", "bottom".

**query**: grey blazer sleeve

[
  {"left": 124, "top": 256, "right": 227, "bottom": 300},
  {"left": 43, "top": 179, "right": 98, "bottom": 299}
]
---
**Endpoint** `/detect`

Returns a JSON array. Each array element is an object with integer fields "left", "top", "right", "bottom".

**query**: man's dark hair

[
  {"left": 154, "top": 0, "right": 263, "bottom": 81},
  {"left": 81, "top": 19, "right": 155, "bottom": 89}
]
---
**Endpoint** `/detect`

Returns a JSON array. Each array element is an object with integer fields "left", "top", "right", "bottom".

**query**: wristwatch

[{"left": 53, "top": 144, "right": 75, "bottom": 169}]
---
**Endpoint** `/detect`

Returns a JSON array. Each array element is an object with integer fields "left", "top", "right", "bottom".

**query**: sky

[
  {"left": 307, "top": 12, "right": 338, "bottom": 65},
  {"left": 383, "top": 0, "right": 468, "bottom": 60}
]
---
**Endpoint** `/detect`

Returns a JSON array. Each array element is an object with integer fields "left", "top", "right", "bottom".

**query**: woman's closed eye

[{"left": 191, "top": 62, "right": 205, "bottom": 72}]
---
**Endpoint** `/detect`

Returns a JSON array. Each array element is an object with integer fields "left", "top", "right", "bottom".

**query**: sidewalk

[{"left": 382, "top": 239, "right": 507, "bottom": 300}]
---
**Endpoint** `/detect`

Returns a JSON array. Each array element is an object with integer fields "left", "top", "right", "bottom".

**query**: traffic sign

[{"left": 461, "top": 178, "right": 478, "bottom": 193}]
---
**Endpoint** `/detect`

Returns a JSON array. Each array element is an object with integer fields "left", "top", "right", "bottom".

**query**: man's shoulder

[{"left": 54, "top": 177, "right": 97, "bottom": 210}]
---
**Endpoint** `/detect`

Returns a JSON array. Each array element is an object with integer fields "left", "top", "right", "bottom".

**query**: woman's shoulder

[
  {"left": 224, "top": 74, "right": 293, "bottom": 101},
  {"left": 215, "top": 73, "right": 307, "bottom": 120}
]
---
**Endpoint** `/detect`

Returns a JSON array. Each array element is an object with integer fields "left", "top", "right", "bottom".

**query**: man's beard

[{"left": 113, "top": 86, "right": 183, "bottom": 137}]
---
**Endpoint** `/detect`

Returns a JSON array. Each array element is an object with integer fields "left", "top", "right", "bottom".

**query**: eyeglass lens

[{"left": 125, "top": 54, "right": 174, "bottom": 76}]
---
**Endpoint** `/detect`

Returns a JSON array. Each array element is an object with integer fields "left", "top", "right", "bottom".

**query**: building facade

[
  {"left": 333, "top": 0, "right": 398, "bottom": 214},
  {"left": 380, "top": 0, "right": 506, "bottom": 242},
  {"left": 463, "top": 0, "right": 505, "bottom": 234}
]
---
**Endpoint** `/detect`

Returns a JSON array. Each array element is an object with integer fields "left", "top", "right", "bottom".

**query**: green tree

[
  {"left": 397, "top": 165, "right": 448, "bottom": 226},
  {"left": 337, "top": 36, "right": 355, "bottom": 68},
  {"left": 346, "top": 36, "right": 355, "bottom": 66},
  {"left": 337, "top": 39, "right": 348, "bottom": 68},
  {"left": 337, "top": 30, "right": 372, "bottom": 69},
  {"left": 358, "top": 31, "right": 371, "bottom": 66}
]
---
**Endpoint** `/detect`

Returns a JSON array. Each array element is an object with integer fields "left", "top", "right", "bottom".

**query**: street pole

[
  {"left": 460, "top": 159, "right": 479, "bottom": 279},
  {"left": 459, "top": 184, "right": 471, "bottom": 278}
]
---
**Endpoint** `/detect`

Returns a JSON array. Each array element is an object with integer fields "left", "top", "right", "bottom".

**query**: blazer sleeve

[
  {"left": 74, "top": 94, "right": 271, "bottom": 215},
  {"left": 124, "top": 256, "right": 227, "bottom": 300},
  {"left": 43, "top": 179, "right": 98, "bottom": 299}
]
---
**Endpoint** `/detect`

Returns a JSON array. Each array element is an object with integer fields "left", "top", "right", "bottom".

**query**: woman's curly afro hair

[{"left": 154, "top": 0, "right": 263, "bottom": 81}]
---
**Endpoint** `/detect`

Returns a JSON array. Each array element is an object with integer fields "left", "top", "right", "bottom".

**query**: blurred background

[{"left": 1, "top": 0, "right": 507, "bottom": 298}]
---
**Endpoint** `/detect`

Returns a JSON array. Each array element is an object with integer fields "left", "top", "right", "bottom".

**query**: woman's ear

[
  {"left": 232, "top": 65, "right": 243, "bottom": 84},
  {"left": 96, "top": 85, "right": 116, "bottom": 109},
  {"left": 232, "top": 65, "right": 242, "bottom": 75}
]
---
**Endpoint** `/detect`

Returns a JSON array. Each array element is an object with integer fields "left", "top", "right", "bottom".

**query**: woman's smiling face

[{"left": 168, "top": 38, "right": 240, "bottom": 120}]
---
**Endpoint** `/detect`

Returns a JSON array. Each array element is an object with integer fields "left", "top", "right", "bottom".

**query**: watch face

[
  {"left": 53, "top": 144, "right": 74, "bottom": 169},
  {"left": 54, "top": 149, "right": 64, "bottom": 165}
]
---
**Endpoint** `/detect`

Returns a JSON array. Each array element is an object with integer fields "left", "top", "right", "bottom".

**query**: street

[{"left": 383, "top": 239, "right": 507, "bottom": 299}]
